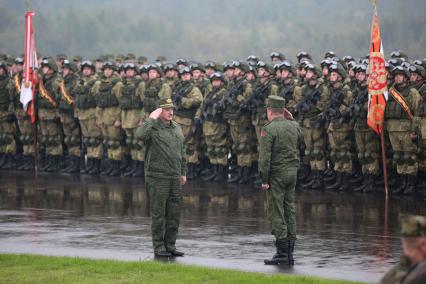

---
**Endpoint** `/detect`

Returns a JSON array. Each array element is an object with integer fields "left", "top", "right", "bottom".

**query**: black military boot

[
  {"left": 89, "top": 158, "right": 100, "bottom": 175},
  {"left": 62, "top": 156, "right": 75, "bottom": 173},
  {"left": 326, "top": 171, "right": 342, "bottom": 190},
  {"left": 418, "top": 171, "right": 426, "bottom": 190},
  {"left": 1, "top": 154, "right": 14, "bottom": 170},
  {"left": 363, "top": 174, "right": 377, "bottom": 193},
  {"left": 403, "top": 175, "right": 417, "bottom": 196},
  {"left": 14, "top": 153, "right": 24, "bottom": 170},
  {"left": 301, "top": 170, "right": 317, "bottom": 190},
  {"left": 228, "top": 166, "right": 242, "bottom": 183},
  {"left": 298, "top": 164, "right": 310, "bottom": 183},
  {"left": 108, "top": 160, "right": 121, "bottom": 176},
  {"left": 288, "top": 239, "right": 295, "bottom": 265},
  {"left": 123, "top": 160, "right": 136, "bottom": 177},
  {"left": 264, "top": 239, "right": 289, "bottom": 265},
  {"left": 323, "top": 168, "right": 337, "bottom": 183},
  {"left": 40, "top": 155, "right": 52, "bottom": 172},
  {"left": 131, "top": 161, "right": 144, "bottom": 178},
  {"left": 213, "top": 165, "right": 227, "bottom": 182},
  {"left": 67, "top": 156, "right": 80, "bottom": 173},
  {"left": 238, "top": 166, "right": 251, "bottom": 184},
  {"left": 80, "top": 158, "right": 90, "bottom": 174},
  {"left": 338, "top": 172, "right": 351, "bottom": 191},
  {"left": 311, "top": 171, "right": 325, "bottom": 190},
  {"left": 186, "top": 163, "right": 196, "bottom": 180},
  {"left": 101, "top": 159, "right": 113, "bottom": 176},
  {"left": 0, "top": 153, "right": 6, "bottom": 168},
  {"left": 204, "top": 164, "right": 218, "bottom": 181},
  {"left": 22, "top": 155, "right": 34, "bottom": 171},
  {"left": 45, "top": 155, "right": 60, "bottom": 172},
  {"left": 353, "top": 174, "right": 368, "bottom": 192},
  {"left": 392, "top": 174, "right": 407, "bottom": 195}
]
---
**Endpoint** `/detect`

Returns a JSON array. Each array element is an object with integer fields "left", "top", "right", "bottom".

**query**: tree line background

[{"left": 1, "top": 0, "right": 425, "bottom": 63}]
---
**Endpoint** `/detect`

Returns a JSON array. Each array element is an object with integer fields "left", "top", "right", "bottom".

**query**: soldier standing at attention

[
  {"left": 137, "top": 98, "right": 186, "bottom": 258},
  {"left": 260, "top": 95, "right": 302, "bottom": 266}
]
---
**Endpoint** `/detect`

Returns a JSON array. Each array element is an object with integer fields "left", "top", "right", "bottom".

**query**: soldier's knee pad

[
  {"left": 364, "top": 152, "right": 374, "bottom": 164},
  {"left": 304, "top": 149, "right": 311, "bottom": 160},
  {"left": 403, "top": 152, "right": 416, "bottom": 165},
  {"left": 64, "top": 136, "right": 70, "bottom": 144},
  {"left": 393, "top": 151, "right": 402, "bottom": 163}
]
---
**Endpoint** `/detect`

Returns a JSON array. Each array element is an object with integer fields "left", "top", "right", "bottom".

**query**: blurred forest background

[{"left": 1, "top": 0, "right": 425, "bottom": 62}]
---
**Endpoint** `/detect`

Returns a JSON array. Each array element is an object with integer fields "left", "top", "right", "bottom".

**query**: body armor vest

[
  {"left": 119, "top": 78, "right": 142, "bottom": 110},
  {"left": 75, "top": 77, "right": 97, "bottom": 110},
  {"left": 96, "top": 77, "right": 120, "bottom": 108}
]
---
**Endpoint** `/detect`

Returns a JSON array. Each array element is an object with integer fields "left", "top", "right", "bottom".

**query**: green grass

[{"left": 0, "top": 254, "right": 364, "bottom": 284}]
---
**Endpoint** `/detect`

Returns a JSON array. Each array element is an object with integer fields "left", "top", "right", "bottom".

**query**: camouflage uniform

[
  {"left": 0, "top": 64, "right": 16, "bottom": 168},
  {"left": 259, "top": 96, "right": 302, "bottom": 265}
]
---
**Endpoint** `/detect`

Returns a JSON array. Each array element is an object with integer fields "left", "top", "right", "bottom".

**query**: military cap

[
  {"left": 56, "top": 53, "right": 67, "bottom": 60},
  {"left": 62, "top": 59, "right": 78, "bottom": 72},
  {"left": 73, "top": 56, "right": 82, "bottom": 62},
  {"left": 189, "top": 62, "right": 205, "bottom": 73},
  {"left": 81, "top": 60, "right": 95, "bottom": 71},
  {"left": 232, "top": 60, "right": 249, "bottom": 73},
  {"left": 176, "top": 58, "right": 187, "bottom": 66},
  {"left": 223, "top": 61, "right": 234, "bottom": 71},
  {"left": 270, "top": 51, "right": 285, "bottom": 60},
  {"left": 41, "top": 58, "right": 58, "bottom": 72},
  {"left": 158, "top": 97, "right": 174, "bottom": 109},
  {"left": 156, "top": 56, "right": 167, "bottom": 63},
  {"left": 296, "top": 51, "right": 312, "bottom": 62},
  {"left": 163, "top": 62, "right": 178, "bottom": 72},
  {"left": 138, "top": 56, "right": 148, "bottom": 64},
  {"left": 209, "top": 72, "right": 226, "bottom": 83},
  {"left": 408, "top": 64, "right": 426, "bottom": 79},
  {"left": 392, "top": 65, "right": 410, "bottom": 79},
  {"left": 15, "top": 57, "right": 24, "bottom": 65},
  {"left": 102, "top": 61, "right": 116, "bottom": 71},
  {"left": 324, "top": 51, "right": 336, "bottom": 59},
  {"left": 400, "top": 214, "right": 426, "bottom": 237},
  {"left": 178, "top": 66, "right": 191, "bottom": 76},
  {"left": 257, "top": 60, "right": 274, "bottom": 74},
  {"left": 266, "top": 95, "right": 286, "bottom": 109},
  {"left": 329, "top": 63, "right": 347, "bottom": 79}
]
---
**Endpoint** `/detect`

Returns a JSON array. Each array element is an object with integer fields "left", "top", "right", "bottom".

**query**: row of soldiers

[{"left": 0, "top": 50, "right": 425, "bottom": 196}]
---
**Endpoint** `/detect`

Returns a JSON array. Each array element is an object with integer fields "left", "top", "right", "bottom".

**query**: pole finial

[
  {"left": 371, "top": 0, "right": 377, "bottom": 7},
  {"left": 25, "top": 0, "right": 30, "bottom": 11}
]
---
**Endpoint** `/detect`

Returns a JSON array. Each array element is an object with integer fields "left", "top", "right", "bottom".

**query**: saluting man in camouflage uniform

[
  {"left": 199, "top": 72, "right": 228, "bottom": 182},
  {"left": 173, "top": 67, "right": 203, "bottom": 180},
  {"left": 93, "top": 61, "right": 123, "bottom": 176},
  {"left": 0, "top": 61, "right": 16, "bottom": 169},
  {"left": 224, "top": 61, "right": 255, "bottom": 184},
  {"left": 38, "top": 58, "right": 63, "bottom": 172},
  {"left": 385, "top": 66, "right": 422, "bottom": 195},
  {"left": 75, "top": 60, "right": 102, "bottom": 175},
  {"left": 58, "top": 60, "right": 82, "bottom": 173},
  {"left": 137, "top": 98, "right": 186, "bottom": 258},
  {"left": 119, "top": 63, "right": 145, "bottom": 177},
  {"left": 325, "top": 64, "right": 354, "bottom": 191},
  {"left": 259, "top": 95, "right": 302, "bottom": 266}
]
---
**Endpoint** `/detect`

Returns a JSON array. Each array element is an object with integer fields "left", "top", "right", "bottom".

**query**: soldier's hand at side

[
  {"left": 284, "top": 108, "right": 294, "bottom": 121},
  {"left": 180, "top": 176, "right": 187, "bottom": 186},
  {"left": 149, "top": 108, "right": 163, "bottom": 120},
  {"left": 261, "top": 183, "right": 270, "bottom": 191},
  {"left": 114, "top": 120, "right": 121, "bottom": 128}
]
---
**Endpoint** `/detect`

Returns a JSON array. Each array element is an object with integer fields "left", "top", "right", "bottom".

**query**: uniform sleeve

[
  {"left": 181, "top": 86, "right": 203, "bottom": 109},
  {"left": 339, "top": 86, "right": 353, "bottom": 114},
  {"left": 159, "top": 83, "right": 172, "bottom": 100},
  {"left": 259, "top": 127, "right": 274, "bottom": 184},
  {"left": 112, "top": 81, "right": 123, "bottom": 99},
  {"left": 180, "top": 128, "right": 187, "bottom": 176},
  {"left": 317, "top": 85, "right": 330, "bottom": 112},
  {"left": 411, "top": 88, "right": 423, "bottom": 132},
  {"left": 287, "top": 86, "right": 302, "bottom": 111},
  {"left": 136, "top": 118, "right": 155, "bottom": 142},
  {"left": 237, "top": 82, "right": 252, "bottom": 103}
]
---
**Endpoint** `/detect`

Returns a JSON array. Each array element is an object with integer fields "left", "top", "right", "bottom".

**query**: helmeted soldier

[
  {"left": 276, "top": 61, "right": 301, "bottom": 117},
  {"left": 296, "top": 51, "right": 312, "bottom": 64},
  {"left": 204, "top": 61, "right": 219, "bottom": 78},
  {"left": 246, "top": 55, "right": 259, "bottom": 67},
  {"left": 75, "top": 60, "right": 102, "bottom": 175},
  {"left": 190, "top": 62, "right": 212, "bottom": 97},
  {"left": 176, "top": 58, "right": 187, "bottom": 70},
  {"left": 93, "top": 61, "right": 123, "bottom": 176},
  {"left": 58, "top": 60, "right": 82, "bottom": 173},
  {"left": 223, "top": 61, "right": 235, "bottom": 84},
  {"left": 173, "top": 66, "right": 203, "bottom": 180},
  {"left": 199, "top": 72, "right": 229, "bottom": 182},
  {"left": 270, "top": 51, "right": 285, "bottom": 64},
  {"left": 163, "top": 63, "right": 180, "bottom": 91},
  {"left": 325, "top": 63, "right": 354, "bottom": 191}
]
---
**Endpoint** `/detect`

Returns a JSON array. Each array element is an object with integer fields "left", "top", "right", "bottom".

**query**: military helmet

[
  {"left": 123, "top": 62, "right": 137, "bottom": 71},
  {"left": 413, "top": 59, "right": 426, "bottom": 70},
  {"left": 189, "top": 62, "right": 205, "bottom": 73},
  {"left": 270, "top": 51, "right": 285, "bottom": 60},
  {"left": 178, "top": 66, "right": 191, "bottom": 76},
  {"left": 408, "top": 64, "right": 426, "bottom": 79},
  {"left": 14, "top": 57, "right": 24, "bottom": 65},
  {"left": 320, "top": 59, "right": 333, "bottom": 67},
  {"left": 81, "top": 60, "right": 95, "bottom": 71},
  {"left": 156, "top": 56, "right": 167, "bottom": 63},
  {"left": 347, "top": 61, "right": 357, "bottom": 70},
  {"left": 304, "top": 63, "right": 322, "bottom": 77},
  {"left": 390, "top": 50, "right": 408, "bottom": 59},
  {"left": 400, "top": 62, "right": 411, "bottom": 69},
  {"left": 209, "top": 71, "right": 226, "bottom": 83},
  {"left": 62, "top": 59, "right": 78, "bottom": 72},
  {"left": 163, "top": 62, "right": 178, "bottom": 72},
  {"left": 257, "top": 60, "right": 274, "bottom": 74},
  {"left": 204, "top": 61, "right": 218, "bottom": 71},
  {"left": 223, "top": 61, "right": 234, "bottom": 71},
  {"left": 388, "top": 58, "right": 403, "bottom": 67},
  {"left": 342, "top": 56, "right": 354, "bottom": 63},
  {"left": 147, "top": 63, "right": 162, "bottom": 74},
  {"left": 41, "top": 58, "right": 58, "bottom": 72},
  {"left": 138, "top": 56, "right": 148, "bottom": 64},
  {"left": 232, "top": 60, "right": 249, "bottom": 73},
  {"left": 247, "top": 55, "right": 259, "bottom": 66},
  {"left": 56, "top": 53, "right": 67, "bottom": 60},
  {"left": 139, "top": 64, "right": 149, "bottom": 73},
  {"left": 354, "top": 64, "right": 367, "bottom": 73},
  {"left": 176, "top": 58, "right": 187, "bottom": 66},
  {"left": 329, "top": 63, "right": 347, "bottom": 78},
  {"left": 102, "top": 61, "right": 116, "bottom": 71},
  {"left": 392, "top": 65, "right": 410, "bottom": 79},
  {"left": 296, "top": 51, "right": 312, "bottom": 62},
  {"left": 0, "top": 61, "right": 8, "bottom": 73},
  {"left": 324, "top": 51, "right": 336, "bottom": 59}
]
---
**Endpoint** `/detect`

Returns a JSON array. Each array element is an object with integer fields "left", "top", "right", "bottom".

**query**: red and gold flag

[{"left": 367, "top": 4, "right": 388, "bottom": 134}]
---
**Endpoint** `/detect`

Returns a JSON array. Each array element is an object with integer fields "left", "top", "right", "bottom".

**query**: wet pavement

[{"left": 0, "top": 171, "right": 425, "bottom": 283}]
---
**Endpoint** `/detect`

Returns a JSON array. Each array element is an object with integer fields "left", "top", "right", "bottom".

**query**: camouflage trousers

[
  {"left": 327, "top": 124, "right": 353, "bottom": 173},
  {"left": 0, "top": 118, "right": 16, "bottom": 154},
  {"left": 59, "top": 112, "right": 81, "bottom": 157},
  {"left": 203, "top": 121, "right": 228, "bottom": 166},
  {"left": 100, "top": 123, "right": 123, "bottom": 161},
  {"left": 388, "top": 130, "right": 418, "bottom": 175},
  {"left": 17, "top": 113, "right": 34, "bottom": 156},
  {"left": 267, "top": 169, "right": 297, "bottom": 241},
  {"left": 146, "top": 176, "right": 182, "bottom": 254},
  {"left": 174, "top": 116, "right": 198, "bottom": 164},
  {"left": 39, "top": 119, "right": 63, "bottom": 156},
  {"left": 354, "top": 126, "right": 380, "bottom": 175},
  {"left": 303, "top": 123, "right": 326, "bottom": 171},
  {"left": 417, "top": 117, "right": 426, "bottom": 172},
  {"left": 124, "top": 128, "right": 144, "bottom": 161},
  {"left": 228, "top": 119, "right": 255, "bottom": 167},
  {"left": 80, "top": 117, "right": 103, "bottom": 159}
]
